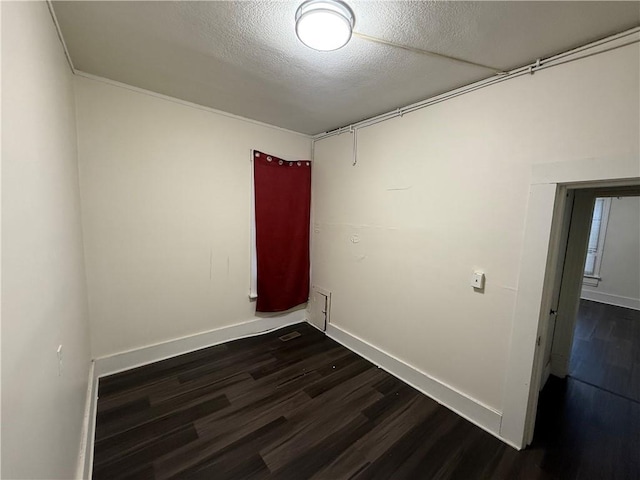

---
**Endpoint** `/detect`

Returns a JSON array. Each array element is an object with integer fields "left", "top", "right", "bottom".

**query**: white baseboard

[
  {"left": 83, "top": 312, "right": 511, "bottom": 479},
  {"left": 325, "top": 323, "right": 514, "bottom": 448},
  {"left": 94, "top": 310, "right": 307, "bottom": 378},
  {"left": 581, "top": 290, "right": 640, "bottom": 311},
  {"left": 76, "top": 361, "right": 97, "bottom": 480}
]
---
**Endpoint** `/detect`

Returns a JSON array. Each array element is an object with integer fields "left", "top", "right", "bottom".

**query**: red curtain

[{"left": 253, "top": 150, "right": 311, "bottom": 312}]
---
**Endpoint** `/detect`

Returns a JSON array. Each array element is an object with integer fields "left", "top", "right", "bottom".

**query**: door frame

[
  {"left": 548, "top": 186, "right": 640, "bottom": 381},
  {"left": 498, "top": 154, "right": 639, "bottom": 449}
]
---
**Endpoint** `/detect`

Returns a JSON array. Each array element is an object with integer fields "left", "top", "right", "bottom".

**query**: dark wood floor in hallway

[
  {"left": 569, "top": 299, "right": 640, "bottom": 402},
  {"left": 94, "top": 319, "right": 639, "bottom": 479}
]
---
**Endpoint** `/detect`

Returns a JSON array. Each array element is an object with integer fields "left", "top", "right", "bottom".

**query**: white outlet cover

[{"left": 472, "top": 272, "right": 485, "bottom": 289}]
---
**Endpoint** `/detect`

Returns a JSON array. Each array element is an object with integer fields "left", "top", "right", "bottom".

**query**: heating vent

[{"left": 279, "top": 331, "right": 302, "bottom": 342}]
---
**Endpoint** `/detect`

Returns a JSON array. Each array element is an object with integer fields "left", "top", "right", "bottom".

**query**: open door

[
  {"left": 523, "top": 188, "right": 596, "bottom": 445},
  {"left": 538, "top": 190, "right": 575, "bottom": 390},
  {"left": 548, "top": 191, "right": 598, "bottom": 377}
]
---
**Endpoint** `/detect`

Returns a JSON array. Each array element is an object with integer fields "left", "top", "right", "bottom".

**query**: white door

[
  {"left": 548, "top": 191, "right": 596, "bottom": 378},
  {"left": 539, "top": 190, "right": 575, "bottom": 390}
]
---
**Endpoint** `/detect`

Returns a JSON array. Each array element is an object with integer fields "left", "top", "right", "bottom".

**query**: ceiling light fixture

[{"left": 295, "top": 0, "right": 355, "bottom": 51}]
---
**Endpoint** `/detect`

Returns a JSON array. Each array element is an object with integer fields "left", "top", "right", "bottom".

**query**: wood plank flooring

[
  {"left": 569, "top": 299, "right": 640, "bottom": 402},
  {"left": 94, "top": 321, "right": 639, "bottom": 479}
]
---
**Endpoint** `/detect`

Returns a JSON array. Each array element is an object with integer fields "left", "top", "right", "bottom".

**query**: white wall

[
  {"left": 582, "top": 196, "right": 640, "bottom": 310},
  {"left": 74, "top": 76, "right": 311, "bottom": 358},
  {"left": 1, "top": 2, "right": 92, "bottom": 478},
  {"left": 312, "top": 43, "right": 639, "bottom": 413}
]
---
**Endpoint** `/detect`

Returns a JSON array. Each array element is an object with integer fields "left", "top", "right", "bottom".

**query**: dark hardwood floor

[
  {"left": 569, "top": 299, "right": 640, "bottom": 403},
  {"left": 94, "top": 319, "right": 639, "bottom": 479}
]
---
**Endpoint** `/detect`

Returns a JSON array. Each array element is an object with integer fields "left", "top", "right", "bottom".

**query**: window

[
  {"left": 251, "top": 150, "right": 311, "bottom": 312},
  {"left": 583, "top": 197, "right": 611, "bottom": 286}
]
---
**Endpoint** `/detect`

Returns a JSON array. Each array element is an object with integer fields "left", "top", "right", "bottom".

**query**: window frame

[{"left": 582, "top": 197, "right": 612, "bottom": 287}]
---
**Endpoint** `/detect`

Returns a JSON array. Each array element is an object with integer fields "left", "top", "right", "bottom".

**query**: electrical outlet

[{"left": 471, "top": 271, "right": 485, "bottom": 289}]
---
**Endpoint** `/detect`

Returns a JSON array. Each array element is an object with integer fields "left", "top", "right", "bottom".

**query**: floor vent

[{"left": 279, "top": 331, "right": 302, "bottom": 342}]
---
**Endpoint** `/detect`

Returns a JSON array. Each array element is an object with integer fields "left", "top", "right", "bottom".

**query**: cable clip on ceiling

[{"left": 530, "top": 58, "right": 542, "bottom": 75}]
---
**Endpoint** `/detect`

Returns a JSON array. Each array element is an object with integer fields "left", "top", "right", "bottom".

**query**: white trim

[
  {"left": 501, "top": 183, "right": 560, "bottom": 448},
  {"left": 74, "top": 71, "right": 311, "bottom": 139},
  {"left": 45, "top": 0, "right": 75, "bottom": 74},
  {"left": 94, "top": 311, "right": 306, "bottom": 378},
  {"left": 582, "top": 275, "right": 600, "bottom": 287},
  {"left": 325, "top": 323, "right": 517, "bottom": 449},
  {"left": 76, "top": 361, "right": 97, "bottom": 480},
  {"left": 580, "top": 290, "right": 640, "bottom": 311},
  {"left": 532, "top": 155, "right": 640, "bottom": 186}
]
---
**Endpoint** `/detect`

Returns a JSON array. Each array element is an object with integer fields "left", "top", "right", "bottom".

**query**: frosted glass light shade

[{"left": 295, "top": 0, "right": 355, "bottom": 51}]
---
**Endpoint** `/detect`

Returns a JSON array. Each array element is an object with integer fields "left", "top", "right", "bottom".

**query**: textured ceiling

[{"left": 52, "top": 1, "right": 639, "bottom": 135}]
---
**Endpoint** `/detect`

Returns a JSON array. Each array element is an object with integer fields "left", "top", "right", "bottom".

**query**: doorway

[
  {"left": 531, "top": 186, "right": 640, "bottom": 450},
  {"left": 521, "top": 187, "right": 640, "bottom": 477},
  {"left": 566, "top": 194, "right": 640, "bottom": 403},
  {"left": 537, "top": 188, "right": 640, "bottom": 390},
  {"left": 500, "top": 157, "right": 639, "bottom": 451}
]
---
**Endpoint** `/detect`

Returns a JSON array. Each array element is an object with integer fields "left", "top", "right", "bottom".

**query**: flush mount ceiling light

[{"left": 295, "top": 0, "right": 355, "bottom": 51}]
